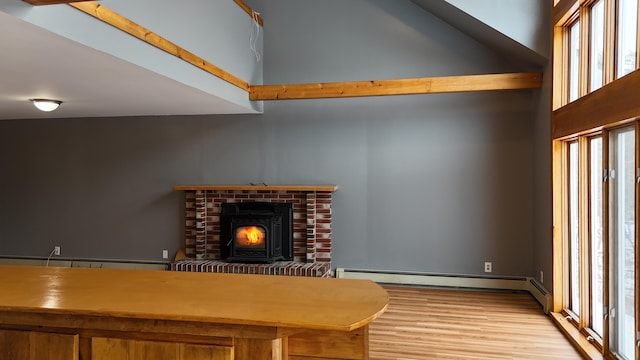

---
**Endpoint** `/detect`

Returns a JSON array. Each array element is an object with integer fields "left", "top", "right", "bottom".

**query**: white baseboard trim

[
  {"left": 527, "top": 277, "right": 552, "bottom": 314},
  {"left": 0, "top": 256, "right": 169, "bottom": 271},
  {"left": 336, "top": 268, "right": 552, "bottom": 314}
]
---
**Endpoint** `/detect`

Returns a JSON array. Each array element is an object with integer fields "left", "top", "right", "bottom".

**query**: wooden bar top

[{"left": 0, "top": 265, "right": 387, "bottom": 332}]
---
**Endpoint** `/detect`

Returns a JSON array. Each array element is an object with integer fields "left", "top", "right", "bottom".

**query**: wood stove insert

[{"left": 220, "top": 202, "right": 293, "bottom": 263}]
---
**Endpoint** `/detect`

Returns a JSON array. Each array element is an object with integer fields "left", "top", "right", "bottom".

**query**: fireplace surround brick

[{"left": 172, "top": 185, "right": 337, "bottom": 277}]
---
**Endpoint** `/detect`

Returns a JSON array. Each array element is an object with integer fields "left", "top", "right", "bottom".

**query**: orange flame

[{"left": 236, "top": 226, "right": 265, "bottom": 246}]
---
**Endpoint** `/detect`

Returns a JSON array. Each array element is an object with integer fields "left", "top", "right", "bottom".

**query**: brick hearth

[
  {"left": 171, "top": 260, "right": 330, "bottom": 277},
  {"left": 171, "top": 185, "right": 337, "bottom": 277}
]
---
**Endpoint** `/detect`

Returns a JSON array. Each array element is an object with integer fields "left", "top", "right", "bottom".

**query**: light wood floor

[{"left": 369, "top": 286, "right": 584, "bottom": 360}]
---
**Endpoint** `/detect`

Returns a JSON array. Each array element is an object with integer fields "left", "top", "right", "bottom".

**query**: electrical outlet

[
  {"left": 54, "top": 246, "right": 61, "bottom": 256},
  {"left": 484, "top": 261, "right": 492, "bottom": 273},
  {"left": 162, "top": 249, "right": 169, "bottom": 259}
]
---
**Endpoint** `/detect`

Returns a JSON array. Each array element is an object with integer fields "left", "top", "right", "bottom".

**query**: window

[
  {"left": 568, "top": 141, "right": 581, "bottom": 315},
  {"left": 553, "top": 1, "right": 639, "bottom": 358},
  {"left": 608, "top": 126, "right": 636, "bottom": 359},
  {"left": 590, "top": 0, "right": 605, "bottom": 91},
  {"left": 569, "top": 20, "right": 581, "bottom": 102},
  {"left": 616, "top": 0, "right": 639, "bottom": 77},
  {"left": 557, "top": 0, "right": 640, "bottom": 105},
  {"left": 554, "top": 124, "right": 637, "bottom": 359},
  {"left": 589, "top": 136, "right": 604, "bottom": 337}
]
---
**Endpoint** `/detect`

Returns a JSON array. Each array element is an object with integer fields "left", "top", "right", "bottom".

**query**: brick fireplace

[{"left": 171, "top": 185, "right": 337, "bottom": 277}]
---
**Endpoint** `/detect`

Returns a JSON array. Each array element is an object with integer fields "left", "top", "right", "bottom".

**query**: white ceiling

[{"left": 0, "top": 10, "right": 252, "bottom": 121}]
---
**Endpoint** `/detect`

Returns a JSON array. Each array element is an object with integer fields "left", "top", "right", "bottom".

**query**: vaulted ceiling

[
  {"left": 0, "top": 0, "right": 548, "bottom": 121},
  {"left": 411, "top": 0, "right": 549, "bottom": 68}
]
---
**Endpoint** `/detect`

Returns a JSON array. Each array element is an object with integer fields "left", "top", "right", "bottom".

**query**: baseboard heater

[
  {"left": 0, "top": 256, "right": 169, "bottom": 271},
  {"left": 335, "top": 268, "right": 552, "bottom": 314}
]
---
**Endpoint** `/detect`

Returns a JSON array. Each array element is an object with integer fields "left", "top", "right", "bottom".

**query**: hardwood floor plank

[{"left": 369, "top": 286, "right": 585, "bottom": 360}]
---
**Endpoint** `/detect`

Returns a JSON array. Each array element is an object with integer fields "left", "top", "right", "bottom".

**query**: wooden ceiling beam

[{"left": 249, "top": 72, "right": 543, "bottom": 101}]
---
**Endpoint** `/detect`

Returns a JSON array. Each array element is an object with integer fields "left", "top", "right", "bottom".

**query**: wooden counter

[{"left": 0, "top": 265, "right": 388, "bottom": 360}]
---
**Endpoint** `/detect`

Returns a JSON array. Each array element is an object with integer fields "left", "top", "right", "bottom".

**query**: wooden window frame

[
  {"left": 552, "top": 1, "right": 639, "bottom": 358},
  {"left": 557, "top": 134, "right": 606, "bottom": 350},
  {"left": 553, "top": 122, "right": 638, "bottom": 359},
  {"left": 553, "top": 0, "right": 639, "bottom": 109}
]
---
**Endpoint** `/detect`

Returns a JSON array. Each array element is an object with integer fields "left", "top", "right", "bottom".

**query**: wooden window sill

[{"left": 550, "top": 312, "right": 603, "bottom": 360}]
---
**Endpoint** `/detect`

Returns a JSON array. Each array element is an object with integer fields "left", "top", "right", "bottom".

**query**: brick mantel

[{"left": 172, "top": 184, "right": 337, "bottom": 277}]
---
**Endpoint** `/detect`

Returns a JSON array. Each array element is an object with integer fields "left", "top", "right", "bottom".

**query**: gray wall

[
  {"left": 531, "top": 67, "right": 552, "bottom": 289},
  {"left": 0, "top": 0, "right": 549, "bottom": 277}
]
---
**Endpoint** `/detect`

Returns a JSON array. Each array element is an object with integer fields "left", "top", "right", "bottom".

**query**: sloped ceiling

[
  {"left": 411, "top": 0, "right": 549, "bottom": 68},
  {"left": 0, "top": 9, "right": 255, "bottom": 121}
]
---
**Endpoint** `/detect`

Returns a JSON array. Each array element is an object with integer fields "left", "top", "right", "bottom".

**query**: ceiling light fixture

[{"left": 30, "top": 99, "right": 62, "bottom": 112}]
